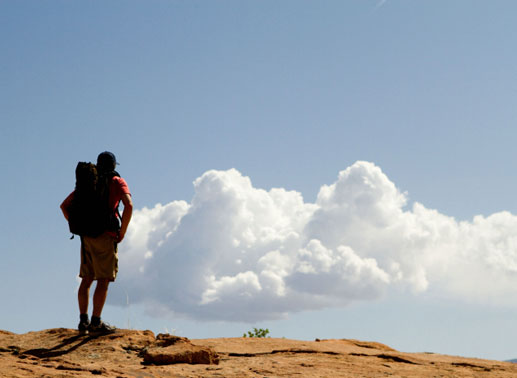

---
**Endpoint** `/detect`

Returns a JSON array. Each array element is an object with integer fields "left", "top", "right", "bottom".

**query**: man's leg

[
  {"left": 92, "top": 278, "right": 110, "bottom": 318},
  {"left": 90, "top": 278, "right": 115, "bottom": 333},
  {"left": 78, "top": 276, "right": 94, "bottom": 333},
  {"left": 78, "top": 276, "right": 94, "bottom": 315}
]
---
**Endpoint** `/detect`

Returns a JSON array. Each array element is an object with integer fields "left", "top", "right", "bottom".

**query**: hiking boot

[
  {"left": 88, "top": 321, "right": 116, "bottom": 335},
  {"left": 78, "top": 320, "right": 90, "bottom": 335}
]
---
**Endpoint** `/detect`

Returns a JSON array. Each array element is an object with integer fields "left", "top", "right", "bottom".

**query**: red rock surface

[{"left": 1, "top": 328, "right": 516, "bottom": 377}]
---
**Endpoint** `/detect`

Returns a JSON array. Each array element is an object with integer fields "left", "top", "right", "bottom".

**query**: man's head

[{"left": 97, "top": 151, "right": 117, "bottom": 173}]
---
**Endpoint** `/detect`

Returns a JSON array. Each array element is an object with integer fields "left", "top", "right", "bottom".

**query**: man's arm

[
  {"left": 118, "top": 193, "right": 133, "bottom": 242},
  {"left": 60, "top": 202, "right": 69, "bottom": 221},
  {"left": 60, "top": 193, "right": 73, "bottom": 221}
]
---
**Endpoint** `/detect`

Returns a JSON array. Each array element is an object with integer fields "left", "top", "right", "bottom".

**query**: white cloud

[{"left": 111, "top": 161, "right": 517, "bottom": 322}]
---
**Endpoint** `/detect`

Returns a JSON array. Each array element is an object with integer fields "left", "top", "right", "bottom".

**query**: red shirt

[{"left": 107, "top": 176, "right": 131, "bottom": 213}]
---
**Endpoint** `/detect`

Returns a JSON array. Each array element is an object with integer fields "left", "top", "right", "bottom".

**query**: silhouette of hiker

[{"left": 61, "top": 151, "right": 133, "bottom": 334}]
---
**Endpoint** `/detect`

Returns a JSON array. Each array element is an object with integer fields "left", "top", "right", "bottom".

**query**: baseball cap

[{"left": 97, "top": 151, "right": 119, "bottom": 168}]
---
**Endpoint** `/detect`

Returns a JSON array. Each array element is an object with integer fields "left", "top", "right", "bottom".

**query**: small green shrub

[{"left": 242, "top": 327, "right": 270, "bottom": 338}]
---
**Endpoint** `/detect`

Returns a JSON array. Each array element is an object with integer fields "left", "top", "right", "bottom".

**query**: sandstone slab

[
  {"left": 1, "top": 328, "right": 517, "bottom": 377},
  {"left": 142, "top": 333, "right": 220, "bottom": 365}
]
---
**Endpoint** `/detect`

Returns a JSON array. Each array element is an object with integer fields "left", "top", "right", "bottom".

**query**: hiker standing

[{"left": 60, "top": 151, "right": 133, "bottom": 334}]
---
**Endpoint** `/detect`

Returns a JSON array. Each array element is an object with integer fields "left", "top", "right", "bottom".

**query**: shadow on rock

[{"left": 22, "top": 333, "right": 105, "bottom": 358}]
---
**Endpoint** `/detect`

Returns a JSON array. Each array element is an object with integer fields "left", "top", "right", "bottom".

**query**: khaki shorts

[{"left": 80, "top": 233, "right": 118, "bottom": 281}]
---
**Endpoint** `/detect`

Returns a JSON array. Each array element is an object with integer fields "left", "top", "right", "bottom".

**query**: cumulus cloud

[{"left": 111, "top": 161, "right": 517, "bottom": 322}]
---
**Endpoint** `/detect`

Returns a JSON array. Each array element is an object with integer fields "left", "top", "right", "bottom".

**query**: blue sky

[{"left": 2, "top": 0, "right": 517, "bottom": 361}]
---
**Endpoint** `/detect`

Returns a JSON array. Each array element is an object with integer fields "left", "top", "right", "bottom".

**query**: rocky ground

[{"left": 1, "top": 328, "right": 516, "bottom": 377}]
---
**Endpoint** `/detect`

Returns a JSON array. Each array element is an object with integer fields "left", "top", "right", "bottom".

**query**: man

[{"left": 61, "top": 151, "right": 133, "bottom": 334}]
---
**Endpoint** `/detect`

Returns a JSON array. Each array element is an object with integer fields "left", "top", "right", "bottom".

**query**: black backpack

[{"left": 68, "top": 162, "right": 121, "bottom": 238}]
